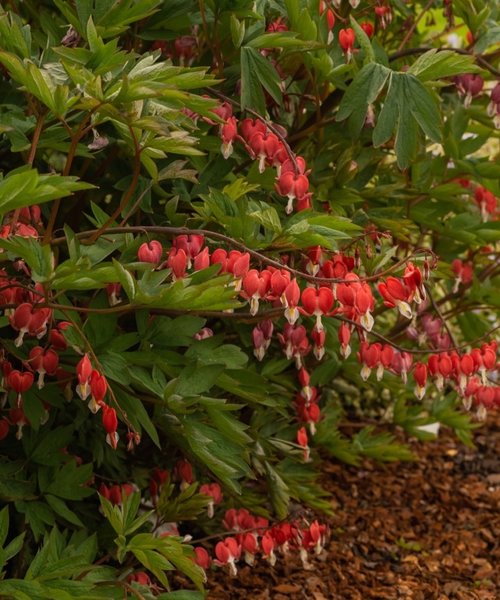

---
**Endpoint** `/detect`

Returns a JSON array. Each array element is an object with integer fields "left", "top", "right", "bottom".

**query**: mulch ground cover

[{"left": 206, "top": 415, "right": 499, "bottom": 599}]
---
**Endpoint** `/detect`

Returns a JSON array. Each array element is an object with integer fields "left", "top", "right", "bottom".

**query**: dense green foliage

[{"left": 0, "top": 0, "right": 498, "bottom": 597}]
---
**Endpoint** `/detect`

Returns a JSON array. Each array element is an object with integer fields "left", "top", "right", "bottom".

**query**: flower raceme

[
  {"left": 201, "top": 508, "right": 330, "bottom": 574},
  {"left": 211, "top": 112, "right": 314, "bottom": 215}
]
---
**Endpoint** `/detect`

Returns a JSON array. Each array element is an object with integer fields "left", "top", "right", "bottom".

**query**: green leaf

[
  {"left": 0, "top": 167, "right": 92, "bottom": 217},
  {"left": 158, "top": 592, "right": 204, "bottom": 600},
  {"left": 404, "top": 75, "right": 442, "bottom": 143},
  {"left": 353, "top": 427, "right": 415, "bottom": 461},
  {"left": 240, "top": 46, "right": 282, "bottom": 113},
  {"left": 264, "top": 462, "right": 289, "bottom": 519},
  {"left": 112, "top": 258, "right": 137, "bottom": 300},
  {"left": 408, "top": 49, "right": 482, "bottom": 81},
  {"left": 28, "top": 426, "right": 74, "bottom": 466},
  {"left": 230, "top": 14, "right": 245, "bottom": 48},
  {"left": 247, "top": 32, "right": 317, "bottom": 49},
  {"left": 175, "top": 364, "right": 224, "bottom": 396},
  {"left": 373, "top": 72, "right": 442, "bottom": 168},
  {"left": 45, "top": 496, "right": 84, "bottom": 527},
  {"left": 1, "top": 532, "right": 26, "bottom": 567},
  {"left": 45, "top": 462, "right": 95, "bottom": 501},
  {"left": 247, "top": 206, "right": 282, "bottom": 233},
  {"left": 349, "top": 16, "right": 375, "bottom": 63},
  {"left": 373, "top": 73, "right": 398, "bottom": 147},
  {"left": 205, "top": 406, "right": 252, "bottom": 446},
  {"left": 0, "top": 237, "right": 54, "bottom": 282},
  {"left": 336, "top": 63, "right": 390, "bottom": 136},
  {"left": 115, "top": 388, "right": 161, "bottom": 448},
  {"left": 0, "top": 506, "right": 9, "bottom": 548}
]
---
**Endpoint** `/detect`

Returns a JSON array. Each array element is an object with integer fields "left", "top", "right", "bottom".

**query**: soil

[{"left": 206, "top": 415, "right": 500, "bottom": 599}]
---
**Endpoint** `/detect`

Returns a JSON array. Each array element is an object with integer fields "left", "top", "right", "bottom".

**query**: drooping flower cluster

[
  {"left": 194, "top": 507, "right": 328, "bottom": 576},
  {"left": 198, "top": 101, "right": 313, "bottom": 214}
]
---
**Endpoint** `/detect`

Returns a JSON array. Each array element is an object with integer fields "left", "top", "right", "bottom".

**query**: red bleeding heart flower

[
  {"left": 242, "top": 269, "right": 271, "bottom": 315},
  {"left": 214, "top": 537, "right": 241, "bottom": 576},
  {"left": 28, "top": 346, "right": 59, "bottom": 389},
  {"left": 137, "top": 240, "right": 163, "bottom": 265},
  {"left": 199, "top": 482, "right": 223, "bottom": 518},
  {"left": 194, "top": 546, "right": 211, "bottom": 569},
  {"left": 378, "top": 277, "right": 413, "bottom": 319},
  {"left": 300, "top": 287, "right": 334, "bottom": 331},
  {"left": 361, "top": 22, "right": 374, "bottom": 38},
  {"left": 275, "top": 171, "right": 310, "bottom": 214},
  {"left": 9, "top": 303, "right": 52, "bottom": 347},
  {"left": 413, "top": 362, "right": 428, "bottom": 400},
  {"left": 89, "top": 370, "right": 108, "bottom": 413},
  {"left": 76, "top": 354, "right": 93, "bottom": 400},
  {"left": 339, "top": 28, "right": 356, "bottom": 60},
  {"left": 297, "top": 426, "right": 310, "bottom": 462},
  {"left": 7, "top": 370, "right": 34, "bottom": 407},
  {"left": 0, "top": 418, "right": 10, "bottom": 440},
  {"left": 326, "top": 9, "right": 335, "bottom": 44},
  {"left": 101, "top": 403, "right": 118, "bottom": 449},
  {"left": 167, "top": 248, "right": 188, "bottom": 280},
  {"left": 220, "top": 116, "right": 238, "bottom": 159}
]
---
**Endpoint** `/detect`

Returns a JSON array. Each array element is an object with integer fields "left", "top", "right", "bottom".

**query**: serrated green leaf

[
  {"left": 337, "top": 63, "right": 390, "bottom": 135},
  {"left": 408, "top": 49, "right": 482, "bottom": 81},
  {"left": 349, "top": 16, "right": 375, "bottom": 63},
  {"left": 240, "top": 46, "right": 281, "bottom": 113}
]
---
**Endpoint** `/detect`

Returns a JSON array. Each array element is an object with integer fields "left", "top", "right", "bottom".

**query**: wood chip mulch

[{"left": 206, "top": 415, "right": 499, "bottom": 599}]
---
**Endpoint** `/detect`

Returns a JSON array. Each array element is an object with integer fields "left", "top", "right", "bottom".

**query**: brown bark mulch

[{"left": 206, "top": 415, "right": 500, "bottom": 599}]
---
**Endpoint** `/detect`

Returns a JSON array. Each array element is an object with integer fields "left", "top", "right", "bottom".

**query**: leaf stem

[{"left": 88, "top": 126, "right": 142, "bottom": 242}]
